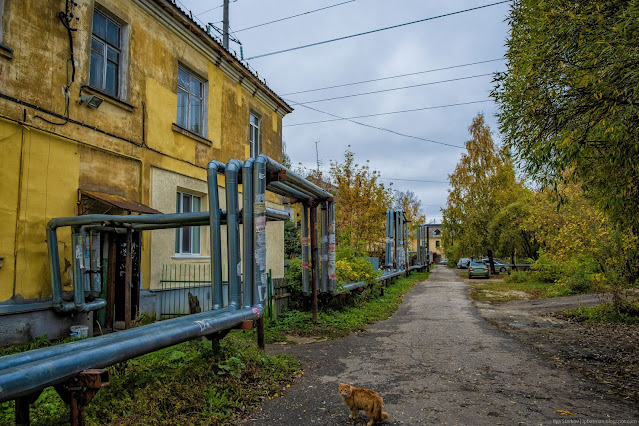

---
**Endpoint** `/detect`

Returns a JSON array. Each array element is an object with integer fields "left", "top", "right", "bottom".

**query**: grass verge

[
  {"left": 0, "top": 331, "right": 300, "bottom": 425},
  {"left": 468, "top": 270, "right": 593, "bottom": 303},
  {"left": 265, "top": 271, "right": 429, "bottom": 343},
  {"left": 559, "top": 299, "right": 639, "bottom": 325}
]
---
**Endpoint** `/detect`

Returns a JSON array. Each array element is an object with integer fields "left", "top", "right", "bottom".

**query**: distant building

[
  {"left": 0, "top": 0, "right": 292, "bottom": 345},
  {"left": 411, "top": 223, "right": 444, "bottom": 263}
]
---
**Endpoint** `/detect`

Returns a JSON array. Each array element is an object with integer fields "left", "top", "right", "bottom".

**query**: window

[
  {"left": 90, "top": 10, "right": 122, "bottom": 97},
  {"left": 177, "top": 66, "right": 205, "bottom": 136},
  {"left": 249, "top": 113, "right": 261, "bottom": 157},
  {"left": 0, "top": 0, "right": 12, "bottom": 58},
  {"left": 435, "top": 240, "right": 440, "bottom": 248},
  {"left": 175, "top": 192, "right": 201, "bottom": 255}
]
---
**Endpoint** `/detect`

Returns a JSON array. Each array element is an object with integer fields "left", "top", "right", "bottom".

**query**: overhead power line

[
  {"left": 284, "top": 100, "right": 492, "bottom": 127},
  {"left": 245, "top": 1, "right": 512, "bottom": 60},
  {"left": 288, "top": 101, "right": 466, "bottom": 149},
  {"left": 379, "top": 178, "right": 449, "bottom": 183},
  {"left": 195, "top": 0, "right": 237, "bottom": 17},
  {"left": 235, "top": 1, "right": 357, "bottom": 32},
  {"left": 289, "top": 73, "right": 495, "bottom": 105},
  {"left": 281, "top": 58, "right": 504, "bottom": 96}
]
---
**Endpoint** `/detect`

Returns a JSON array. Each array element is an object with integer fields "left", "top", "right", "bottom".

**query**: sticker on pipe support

[
  {"left": 302, "top": 262, "right": 309, "bottom": 269},
  {"left": 301, "top": 237, "right": 309, "bottom": 245},
  {"left": 330, "top": 274, "right": 337, "bottom": 280},
  {"left": 237, "top": 262, "right": 242, "bottom": 276},
  {"left": 329, "top": 234, "right": 335, "bottom": 244},
  {"left": 329, "top": 244, "right": 336, "bottom": 252}
]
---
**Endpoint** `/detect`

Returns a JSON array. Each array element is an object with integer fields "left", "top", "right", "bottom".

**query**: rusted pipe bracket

[{"left": 55, "top": 369, "right": 110, "bottom": 426}]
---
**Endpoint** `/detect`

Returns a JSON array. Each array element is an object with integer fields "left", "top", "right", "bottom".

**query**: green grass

[
  {"left": 469, "top": 271, "right": 577, "bottom": 303},
  {"left": 265, "top": 271, "right": 429, "bottom": 342},
  {"left": 560, "top": 300, "right": 639, "bottom": 325},
  {"left": 0, "top": 331, "right": 300, "bottom": 425}
]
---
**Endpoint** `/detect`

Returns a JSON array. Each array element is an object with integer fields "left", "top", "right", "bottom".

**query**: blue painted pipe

[
  {"left": 242, "top": 158, "right": 255, "bottom": 309},
  {"left": 225, "top": 159, "right": 243, "bottom": 308},
  {"left": 253, "top": 156, "right": 267, "bottom": 307},
  {"left": 301, "top": 203, "right": 310, "bottom": 296},
  {"left": 207, "top": 160, "right": 226, "bottom": 309},
  {"left": 0, "top": 306, "right": 262, "bottom": 402}
]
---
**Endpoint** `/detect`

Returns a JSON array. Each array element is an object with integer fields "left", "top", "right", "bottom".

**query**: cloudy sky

[{"left": 176, "top": 0, "right": 512, "bottom": 223}]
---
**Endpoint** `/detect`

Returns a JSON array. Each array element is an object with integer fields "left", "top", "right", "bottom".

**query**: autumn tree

[
  {"left": 493, "top": 0, "right": 639, "bottom": 236},
  {"left": 442, "top": 114, "right": 520, "bottom": 262},
  {"left": 488, "top": 194, "right": 540, "bottom": 263},
  {"left": 330, "top": 149, "right": 394, "bottom": 252},
  {"left": 394, "top": 190, "right": 426, "bottom": 247}
]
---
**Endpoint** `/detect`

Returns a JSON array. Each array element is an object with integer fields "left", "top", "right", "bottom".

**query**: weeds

[
  {"left": 0, "top": 332, "right": 300, "bottom": 425},
  {"left": 265, "top": 271, "right": 428, "bottom": 342},
  {"left": 562, "top": 298, "right": 639, "bottom": 325}
]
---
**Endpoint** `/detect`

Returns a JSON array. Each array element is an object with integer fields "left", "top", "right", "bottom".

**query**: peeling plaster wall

[{"left": 0, "top": 0, "right": 289, "bottom": 314}]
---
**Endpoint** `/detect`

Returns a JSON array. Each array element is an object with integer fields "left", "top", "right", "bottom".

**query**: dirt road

[{"left": 243, "top": 266, "right": 638, "bottom": 425}]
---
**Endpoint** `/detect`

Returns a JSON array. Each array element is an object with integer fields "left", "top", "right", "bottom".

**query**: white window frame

[
  {"left": 90, "top": 9, "right": 125, "bottom": 98},
  {"left": 249, "top": 112, "right": 261, "bottom": 157},
  {"left": 176, "top": 65, "right": 207, "bottom": 136},
  {"left": 175, "top": 192, "right": 201, "bottom": 255}
]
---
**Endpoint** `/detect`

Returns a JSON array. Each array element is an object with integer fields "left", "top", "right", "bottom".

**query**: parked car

[
  {"left": 468, "top": 261, "right": 490, "bottom": 279},
  {"left": 439, "top": 259, "right": 448, "bottom": 265},
  {"left": 481, "top": 258, "right": 511, "bottom": 273},
  {"left": 457, "top": 258, "right": 471, "bottom": 269}
]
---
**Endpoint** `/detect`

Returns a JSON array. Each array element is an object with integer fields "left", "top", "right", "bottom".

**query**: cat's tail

[{"left": 373, "top": 398, "right": 389, "bottom": 422}]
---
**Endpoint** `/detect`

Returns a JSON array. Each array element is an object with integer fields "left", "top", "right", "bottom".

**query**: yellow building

[
  {"left": 0, "top": 0, "right": 292, "bottom": 344},
  {"left": 410, "top": 223, "right": 445, "bottom": 263}
]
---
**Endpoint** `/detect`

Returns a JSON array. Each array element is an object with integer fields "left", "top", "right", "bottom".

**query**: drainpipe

[
  {"left": 301, "top": 203, "right": 310, "bottom": 295},
  {"left": 225, "top": 159, "right": 243, "bottom": 309},
  {"left": 207, "top": 160, "right": 225, "bottom": 310},
  {"left": 320, "top": 202, "right": 328, "bottom": 294},
  {"left": 242, "top": 158, "right": 254, "bottom": 309},
  {"left": 328, "top": 201, "right": 336, "bottom": 292},
  {"left": 253, "top": 155, "right": 267, "bottom": 309}
]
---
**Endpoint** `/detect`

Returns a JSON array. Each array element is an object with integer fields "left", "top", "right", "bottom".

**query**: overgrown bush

[
  {"left": 335, "top": 245, "right": 380, "bottom": 286},
  {"left": 285, "top": 257, "right": 305, "bottom": 309}
]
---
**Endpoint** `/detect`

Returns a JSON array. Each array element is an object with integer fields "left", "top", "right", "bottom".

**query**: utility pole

[
  {"left": 222, "top": 0, "right": 229, "bottom": 49},
  {"left": 315, "top": 141, "right": 321, "bottom": 176}
]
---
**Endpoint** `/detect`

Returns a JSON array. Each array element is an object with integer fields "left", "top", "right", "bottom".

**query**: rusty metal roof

[{"left": 80, "top": 190, "right": 162, "bottom": 215}]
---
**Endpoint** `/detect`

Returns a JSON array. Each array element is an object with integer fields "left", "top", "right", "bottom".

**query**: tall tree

[
  {"left": 493, "top": 0, "right": 639, "bottom": 235},
  {"left": 330, "top": 149, "right": 394, "bottom": 252},
  {"left": 442, "top": 114, "right": 519, "bottom": 260}
]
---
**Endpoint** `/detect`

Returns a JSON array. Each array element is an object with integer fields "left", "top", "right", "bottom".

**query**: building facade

[{"left": 0, "top": 0, "right": 292, "bottom": 344}]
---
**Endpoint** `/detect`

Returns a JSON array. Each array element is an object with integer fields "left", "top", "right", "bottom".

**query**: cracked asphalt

[{"left": 242, "top": 266, "right": 638, "bottom": 425}]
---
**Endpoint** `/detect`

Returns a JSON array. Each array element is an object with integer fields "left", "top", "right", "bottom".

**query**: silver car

[{"left": 468, "top": 261, "right": 490, "bottom": 279}]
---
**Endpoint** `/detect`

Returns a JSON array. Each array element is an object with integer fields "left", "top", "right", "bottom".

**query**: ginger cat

[{"left": 338, "top": 382, "right": 389, "bottom": 425}]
